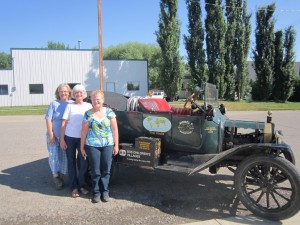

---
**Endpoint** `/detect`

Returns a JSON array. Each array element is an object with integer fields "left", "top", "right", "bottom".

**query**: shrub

[
  {"left": 250, "top": 80, "right": 261, "bottom": 101},
  {"left": 288, "top": 76, "right": 300, "bottom": 102}
]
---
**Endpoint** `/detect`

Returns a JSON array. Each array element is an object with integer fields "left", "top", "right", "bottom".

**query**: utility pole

[{"left": 98, "top": 0, "right": 104, "bottom": 91}]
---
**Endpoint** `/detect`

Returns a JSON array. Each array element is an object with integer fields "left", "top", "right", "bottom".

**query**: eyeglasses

[{"left": 92, "top": 98, "right": 104, "bottom": 101}]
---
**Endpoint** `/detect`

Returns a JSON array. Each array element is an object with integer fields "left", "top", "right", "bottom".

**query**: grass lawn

[
  {"left": 0, "top": 106, "right": 48, "bottom": 116},
  {"left": 0, "top": 101, "right": 300, "bottom": 116},
  {"left": 169, "top": 100, "right": 300, "bottom": 111},
  {"left": 218, "top": 101, "right": 300, "bottom": 111}
]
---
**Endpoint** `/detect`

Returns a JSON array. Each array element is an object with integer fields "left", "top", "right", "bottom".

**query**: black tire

[{"left": 234, "top": 154, "right": 300, "bottom": 220}]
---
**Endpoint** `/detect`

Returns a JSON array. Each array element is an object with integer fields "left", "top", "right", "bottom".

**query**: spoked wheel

[{"left": 234, "top": 154, "right": 300, "bottom": 220}]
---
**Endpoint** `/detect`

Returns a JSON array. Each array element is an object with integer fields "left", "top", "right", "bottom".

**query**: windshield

[{"left": 204, "top": 82, "right": 218, "bottom": 107}]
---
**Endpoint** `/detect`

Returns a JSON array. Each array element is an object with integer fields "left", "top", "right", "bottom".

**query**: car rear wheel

[{"left": 234, "top": 154, "right": 300, "bottom": 220}]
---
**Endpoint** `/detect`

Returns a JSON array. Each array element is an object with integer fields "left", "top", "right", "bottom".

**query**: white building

[{"left": 0, "top": 49, "right": 148, "bottom": 107}]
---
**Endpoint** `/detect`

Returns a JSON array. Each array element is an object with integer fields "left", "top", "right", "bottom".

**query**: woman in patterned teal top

[{"left": 80, "top": 90, "right": 119, "bottom": 203}]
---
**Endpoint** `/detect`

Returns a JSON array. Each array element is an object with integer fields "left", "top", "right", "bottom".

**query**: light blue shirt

[{"left": 45, "top": 99, "right": 73, "bottom": 139}]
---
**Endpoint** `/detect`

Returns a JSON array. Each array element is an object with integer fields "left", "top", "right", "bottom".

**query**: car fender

[{"left": 189, "top": 143, "right": 295, "bottom": 175}]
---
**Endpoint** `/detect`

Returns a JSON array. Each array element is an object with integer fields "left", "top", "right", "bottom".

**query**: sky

[{"left": 1, "top": 0, "right": 300, "bottom": 61}]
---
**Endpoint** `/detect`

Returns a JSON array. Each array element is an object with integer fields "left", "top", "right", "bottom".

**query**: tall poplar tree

[
  {"left": 281, "top": 26, "right": 296, "bottom": 102},
  {"left": 235, "top": 0, "right": 251, "bottom": 100},
  {"left": 184, "top": 0, "right": 206, "bottom": 87},
  {"left": 252, "top": 4, "right": 275, "bottom": 101},
  {"left": 224, "top": 0, "right": 237, "bottom": 100},
  {"left": 273, "top": 30, "right": 284, "bottom": 101},
  {"left": 205, "top": 0, "right": 227, "bottom": 98},
  {"left": 156, "top": 0, "right": 182, "bottom": 100}
]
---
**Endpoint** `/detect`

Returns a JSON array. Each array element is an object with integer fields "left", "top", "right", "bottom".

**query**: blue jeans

[
  {"left": 65, "top": 135, "right": 89, "bottom": 190},
  {"left": 85, "top": 145, "right": 113, "bottom": 197}
]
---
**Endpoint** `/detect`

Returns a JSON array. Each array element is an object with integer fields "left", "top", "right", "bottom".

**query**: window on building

[
  {"left": 29, "top": 84, "right": 44, "bottom": 94},
  {"left": 127, "top": 81, "right": 140, "bottom": 91},
  {"left": 0, "top": 85, "right": 9, "bottom": 95}
]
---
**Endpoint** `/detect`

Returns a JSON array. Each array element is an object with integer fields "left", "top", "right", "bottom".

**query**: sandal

[
  {"left": 80, "top": 187, "right": 89, "bottom": 195},
  {"left": 71, "top": 189, "right": 79, "bottom": 198}
]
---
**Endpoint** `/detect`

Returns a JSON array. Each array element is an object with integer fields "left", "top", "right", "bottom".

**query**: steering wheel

[{"left": 184, "top": 93, "right": 195, "bottom": 109}]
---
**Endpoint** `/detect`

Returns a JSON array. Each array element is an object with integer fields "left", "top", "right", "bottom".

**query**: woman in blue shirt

[
  {"left": 80, "top": 90, "right": 119, "bottom": 203},
  {"left": 45, "top": 83, "right": 72, "bottom": 189}
]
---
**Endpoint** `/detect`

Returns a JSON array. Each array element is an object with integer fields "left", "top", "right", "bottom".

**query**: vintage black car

[{"left": 105, "top": 82, "right": 300, "bottom": 221}]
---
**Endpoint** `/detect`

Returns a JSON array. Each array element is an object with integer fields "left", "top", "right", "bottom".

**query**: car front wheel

[{"left": 234, "top": 154, "right": 300, "bottom": 220}]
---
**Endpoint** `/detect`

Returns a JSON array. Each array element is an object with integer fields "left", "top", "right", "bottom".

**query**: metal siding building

[
  {"left": 0, "top": 70, "right": 13, "bottom": 106},
  {"left": 0, "top": 49, "right": 148, "bottom": 107}
]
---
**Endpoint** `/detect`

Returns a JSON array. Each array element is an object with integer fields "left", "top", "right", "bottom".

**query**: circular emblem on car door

[{"left": 178, "top": 121, "right": 194, "bottom": 134}]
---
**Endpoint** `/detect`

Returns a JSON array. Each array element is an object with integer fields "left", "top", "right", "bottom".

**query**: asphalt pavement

[
  {"left": 182, "top": 213, "right": 300, "bottom": 224},
  {"left": 0, "top": 111, "right": 299, "bottom": 225}
]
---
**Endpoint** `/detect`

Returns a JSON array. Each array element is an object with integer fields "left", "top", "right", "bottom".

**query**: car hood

[{"left": 224, "top": 119, "right": 266, "bottom": 130}]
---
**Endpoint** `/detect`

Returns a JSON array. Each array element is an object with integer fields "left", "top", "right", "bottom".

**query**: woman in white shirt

[{"left": 60, "top": 84, "right": 92, "bottom": 198}]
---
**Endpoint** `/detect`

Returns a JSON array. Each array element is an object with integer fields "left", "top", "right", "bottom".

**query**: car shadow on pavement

[
  {"left": 110, "top": 165, "right": 250, "bottom": 221},
  {"left": 0, "top": 158, "right": 70, "bottom": 197}
]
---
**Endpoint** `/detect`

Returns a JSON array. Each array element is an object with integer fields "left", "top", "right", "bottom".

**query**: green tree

[
  {"left": 104, "top": 42, "right": 144, "bottom": 59},
  {"left": 205, "top": 0, "right": 226, "bottom": 98},
  {"left": 156, "top": 0, "right": 183, "bottom": 100},
  {"left": 235, "top": 0, "right": 251, "bottom": 100},
  {"left": 289, "top": 76, "right": 300, "bottom": 102},
  {"left": 103, "top": 42, "right": 162, "bottom": 90},
  {"left": 280, "top": 26, "right": 296, "bottom": 102},
  {"left": 47, "top": 41, "right": 69, "bottom": 49},
  {"left": 252, "top": 4, "right": 275, "bottom": 101},
  {"left": 0, "top": 52, "right": 12, "bottom": 69},
  {"left": 273, "top": 30, "right": 284, "bottom": 101},
  {"left": 155, "top": 0, "right": 182, "bottom": 100},
  {"left": 184, "top": 0, "right": 206, "bottom": 87},
  {"left": 224, "top": 0, "right": 237, "bottom": 100}
]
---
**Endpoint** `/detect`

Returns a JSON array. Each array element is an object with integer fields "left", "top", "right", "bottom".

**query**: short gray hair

[{"left": 72, "top": 84, "right": 87, "bottom": 99}]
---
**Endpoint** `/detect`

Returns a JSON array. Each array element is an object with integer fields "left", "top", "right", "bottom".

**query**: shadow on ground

[
  {"left": 0, "top": 158, "right": 71, "bottom": 197},
  {"left": 110, "top": 165, "right": 249, "bottom": 221}
]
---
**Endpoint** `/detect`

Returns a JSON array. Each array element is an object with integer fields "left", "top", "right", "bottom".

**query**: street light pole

[{"left": 98, "top": 0, "right": 104, "bottom": 91}]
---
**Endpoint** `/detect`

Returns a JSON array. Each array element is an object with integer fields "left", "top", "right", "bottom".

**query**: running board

[{"left": 155, "top": 164, "right": 193, "bottom": 174}]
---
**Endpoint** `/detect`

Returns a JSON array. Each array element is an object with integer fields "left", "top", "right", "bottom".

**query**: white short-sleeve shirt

[{"left": 62, "top": 102, "right": 92, "bottom": 138}]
